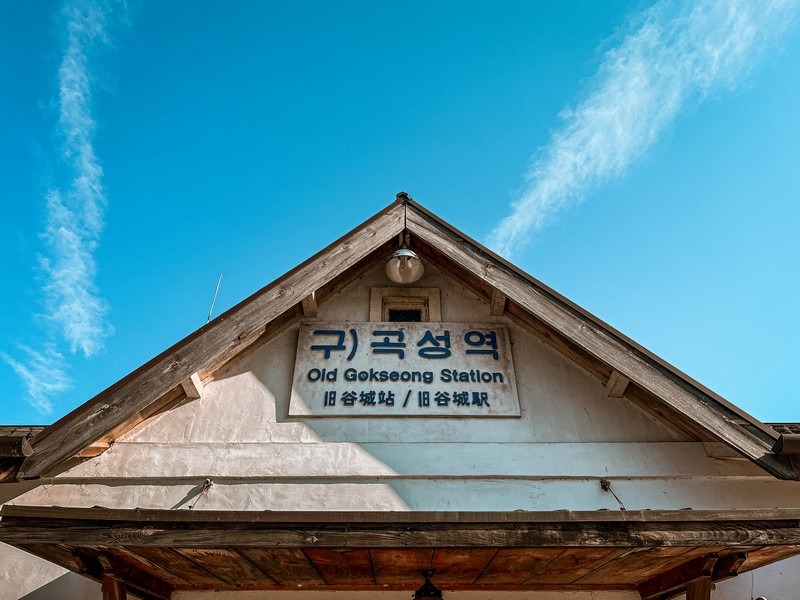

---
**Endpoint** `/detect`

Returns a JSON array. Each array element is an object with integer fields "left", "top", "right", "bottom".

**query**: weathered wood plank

[
  {"left": 116, "top": 546, "right": 193, "bottom": 587},
  {"left": 173, "top": 547, "right": 273, "bottom": 586},
  {"left": 578, "top": 547, "right": 708, "bottom": 585},
  {"left": 130, "top": 546, "right": 228, "bottom": 587},
  {"left": 405, "top": 206, "right": 795, "bottom": 480},
  {"left": 525, "top": 548, "right": 627, "bottom": 584},
  {"left": 430, "top": 548, "right": 498, "bottom": 584},
  {"left": 476, "top": 548, "right": 562, "bottom": 584},
  {"left": 6, "top": 505, "right": 800, "bottom": 524},
  {"left": 5, "top": 519, "right": 800, "bottom": 548},
  {"left": 738, "top": 544, "right": 800, "bottom": 572},
  {"left": 237, "top": 547, "right": 324, "bottom": 585},
  {"left": 370, "top": 549, "right": 433, "bottom": 584},
  {"left": 304, "top": 549, "right": 374, "bottom": 585},
  {"left": 18, "top": 202, "right": 406, "bottom": 479}
]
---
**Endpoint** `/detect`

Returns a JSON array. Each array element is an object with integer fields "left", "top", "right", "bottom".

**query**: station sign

[{"left": 289, "top": 322, "right": 520, "bottom": 417}]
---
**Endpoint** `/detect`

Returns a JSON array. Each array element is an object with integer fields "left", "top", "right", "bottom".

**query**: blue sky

[{"left": 1, "top": 0, "right": 799, "bottom": 425}]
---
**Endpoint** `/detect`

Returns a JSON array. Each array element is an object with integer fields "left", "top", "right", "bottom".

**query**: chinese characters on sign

[{"left": 289, "top": 323, "right": 520, "bottom": 417}]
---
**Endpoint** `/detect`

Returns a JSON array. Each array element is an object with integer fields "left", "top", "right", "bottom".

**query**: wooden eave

[
  {"left": 10, "top": 196, "right": 796, "bottom": 481},
  {"left": 2, "top": 506, "right": 800, "bottom": 598}
]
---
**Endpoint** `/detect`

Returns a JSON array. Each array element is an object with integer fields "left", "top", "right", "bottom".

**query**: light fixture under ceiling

[{"left": 385, "top": 242, "right": 424, "bottom": 284}]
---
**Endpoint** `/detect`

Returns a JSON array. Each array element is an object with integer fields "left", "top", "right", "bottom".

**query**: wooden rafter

[
  {"left": 403, "top": 202, "right": 795, "bottom": 480},
  {"left": 16, "top": 203, "right": 406, "bottom": 480},
  {"left": 8, "top": 197, "right": 795, "bottom": 482}
]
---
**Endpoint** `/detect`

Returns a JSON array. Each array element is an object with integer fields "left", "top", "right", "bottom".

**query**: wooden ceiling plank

[
  {"left": 237, "top": 547, "right": 324, "bottom": 585},
  {"left": 370, "top": 549, "right": 434, "bottom": 585},
  {"left": 525, "top": 548, "right": 628, "bottom": 585},
  {"left": 173, "top": 547, "right": 270, "bottom": 587},
  {"left": 475, "top": 548, "right": 563, "bottom": 585},
  {"left": 131, "top": 547, "right": 228, "bottom": 588},
  {"left": 115, "top": 546, "right": 193, "bottom": 587},
  {"left": 429, "top": 548, "right": 498, "bottom": 584},
  {"left": 577, "top": 547, "right": 700, "bottom": 585},
  {"left": 738, "top": 544, "right": 800, "bottom": 572},
  {"left": 304, "top": 548, "right": 374, "bottom": 585}
]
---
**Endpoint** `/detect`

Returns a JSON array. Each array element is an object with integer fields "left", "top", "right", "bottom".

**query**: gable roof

[{"left": 6, "top": 194, "right": 797, "bottom": 481}]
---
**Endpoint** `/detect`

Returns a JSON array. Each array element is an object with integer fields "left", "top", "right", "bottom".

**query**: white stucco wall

[{"left": 3, "top": 260, "right": 799, "bottom": 598}]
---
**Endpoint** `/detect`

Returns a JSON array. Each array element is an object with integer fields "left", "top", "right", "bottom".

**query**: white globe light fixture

[{"left": 385, "top": 243, "right": 424, "bottom": 284}]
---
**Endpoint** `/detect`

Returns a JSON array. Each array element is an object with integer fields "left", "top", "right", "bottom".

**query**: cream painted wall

[{"left": 3, "top": 261, "right": 800, "bottom": 598}]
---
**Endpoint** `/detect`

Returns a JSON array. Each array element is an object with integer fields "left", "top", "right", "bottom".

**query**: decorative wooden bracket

[
  {"left": 638, "top": 553, "right": 718, "bottom": 600},
  {"left": 606, "top": 369, "right": 630, "bottom": 398},
  {"left": 638, "top": 552, "right": 747, "bottom": 600},
  {"left": 72, "top": 549, "right": 172, "bottom": 600},
  {"left": 490, "top": 289, "right": 506, "bottom": 316},
  {"left": 302, "top": 291, "right": 319, "bottom": 318},
  {"left": 180, "top": 372, "right": 204, "bottom": 400}
]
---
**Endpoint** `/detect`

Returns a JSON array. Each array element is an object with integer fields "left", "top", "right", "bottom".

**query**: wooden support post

[
  {"left": 302, "top": 291, "right": 318, "bottom": 318},
  {"left": 102, "top": 573, "right": 127, "bottom": 600},
  {"left": 490, "top": 289, "right": 506, "bottom": 316},
  {"left": 685, "top": 578, "right": 712, "bottom": 600},
  {"left": 606, "top": 369, "right": 630, "bottom": 398},
  {"left": 180, "top": 372, "right": 204, "bottom": 400}
]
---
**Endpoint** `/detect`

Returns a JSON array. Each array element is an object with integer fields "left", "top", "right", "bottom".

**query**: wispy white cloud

[
  {"left": 42, "top": 0, "right": 115, "bottom": 357},
  {"left": 2, "top": 347, "right": 72, "bottom": 416},
  {"left": 488, "top": 0, "right": 800, "bottom": 258},
  {"left": 4, "top": 0, "right": 122, "bottom": 414}
]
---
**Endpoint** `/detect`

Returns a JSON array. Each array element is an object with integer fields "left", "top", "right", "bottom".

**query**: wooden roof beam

[
  {"left": 405, "top": 203, "right": 797, "bottom": 480},
  {"left": 16, "top": 203, "right": 406, "bottom": 480}
]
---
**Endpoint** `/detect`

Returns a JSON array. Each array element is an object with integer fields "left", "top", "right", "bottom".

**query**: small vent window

[
  {"left": 370, "top": 288, "right": 441, "bottom": 322},
  {"left": 389, "top": 308, "right": 423, "bottom": 322}
]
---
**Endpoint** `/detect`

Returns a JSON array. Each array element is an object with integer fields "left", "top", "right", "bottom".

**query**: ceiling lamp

[
  {"left": 413, "top": 570, "right": 442, "bottom": 600},
  {"left": 385, "top": 242, "right": 424, "bottom": 284}
]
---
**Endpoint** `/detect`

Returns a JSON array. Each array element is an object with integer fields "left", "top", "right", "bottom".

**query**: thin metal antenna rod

[{"left": 206, "top": 273, "right": 223, "bottom": 323}]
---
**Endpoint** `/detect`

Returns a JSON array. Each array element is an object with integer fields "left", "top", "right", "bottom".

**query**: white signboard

[{"left": 289, "top": 322, "right": 520, "bottom": 417}]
